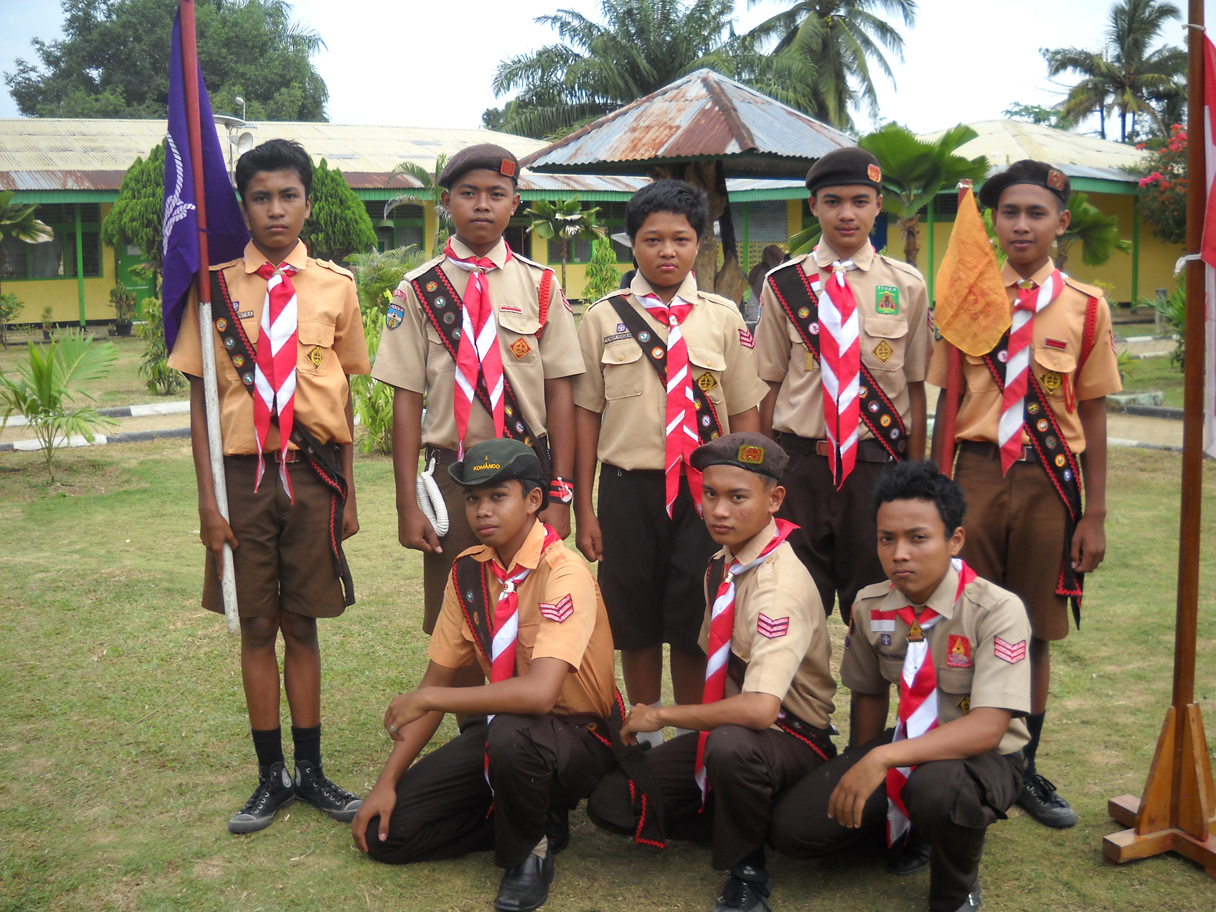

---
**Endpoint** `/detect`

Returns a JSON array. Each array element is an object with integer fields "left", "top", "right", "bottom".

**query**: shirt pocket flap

[
  {"left": 1034, "top": 346, "right": 1076, "bottom": 374},
  {"left": 936, "top": 666, "right": 975, "bottom": 694},
  {"left": 497, "top": 309, "right": 541, "bottom": 336},
  {"left": 517, "top": 618, "right": 540, "bottom": 649},
  {"left": 864, "top": 316, "right": 909, "bottom": 341},
  {"left": 297, "top": 320, "right": 335, "bottom": 347},
  {"left": 602, "top": 343, "right": 644, "bottom": 366},
  {"left": 686, "top": 346, "right": 727, "bottom": 372}
]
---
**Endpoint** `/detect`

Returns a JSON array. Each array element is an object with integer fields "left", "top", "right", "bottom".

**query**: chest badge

[
  {"left": 872, "top": 339, "right": 894, "bottom": 363},
  {"left": 876, "top": 285, "right": 900, "bottom": 314},
  {"left": 1041, "top": 370, "right": 1062, "bottom": 394},
  {"left": 957, "top": 695, "right": 971, "bottom": 715},
  {"left": 697, "top": 372, "right": 718, "bottom": 392},
  {"left": 510, "top": 338, "right": 532, "bottom": 359},
  {"left": 307, "top": 346, "right": 325, "bottom": 370},
  {"left": 947, "top": 634, "right": 972, "bottom": 668},
  {"left": 906, "top": 618, "right": 925, "bottom": 643}
]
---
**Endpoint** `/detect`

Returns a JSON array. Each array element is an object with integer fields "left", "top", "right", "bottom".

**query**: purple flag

[{"left": 162, "top": 8, "right": 249, "bottom": 353}]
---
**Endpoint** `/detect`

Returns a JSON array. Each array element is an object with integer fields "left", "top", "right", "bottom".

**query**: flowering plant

[{"left": 1137, "top": 124, "right": 1187, "bottom": 245}]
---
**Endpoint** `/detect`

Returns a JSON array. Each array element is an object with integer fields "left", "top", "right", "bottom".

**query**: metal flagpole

[{"left": 180, "top": 0, "right": 238, "bottom": 633}]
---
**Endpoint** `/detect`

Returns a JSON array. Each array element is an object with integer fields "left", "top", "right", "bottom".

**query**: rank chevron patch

[
  {"left": 994, "top": 636, "right": 1027, "bottom": 664},
  {"left": 539, "top": 594, "right": 574, "bottom": 623},
  {"left": 757, "top": 613, "right": 789, "bottom": 639}
]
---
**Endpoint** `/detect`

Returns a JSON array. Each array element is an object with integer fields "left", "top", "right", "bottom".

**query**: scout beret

[
  {"left": 449, "top": 438, "right": 548, "bottom": 507},
  {"left": 805, "top": 147, "right": 884, "bottom": 195},
  {"left": 978, "top": 159, "right": 1070, "bottom": 210},
  {"left": 438, "top": 143, "right": 520, "bottom": 189},
  {"left": 690, "top": 432, "right": 789, "bottom": 482}
]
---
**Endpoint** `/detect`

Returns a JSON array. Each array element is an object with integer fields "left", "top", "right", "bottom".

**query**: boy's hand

[
  {"left": 1072, "top": 513, "right": 1106, "bottom": 574},
  {"left": 384, "top": 691, "right": 429, "bottom": 738},
  {"left": 342, "top": 492, "right": 360, "bottom": 540},
  {"left": 399, "top": 504, "right": 441, "bottom": 554},
  {"left": 575, "top": 510, "right": 603, "bottom": 562},
  {"left": 200, "top": 508, "right": 239, "bottom": 578},
  {"left": 538, "top": 502, "right": 571, "bottom": 540},
  {"left": 621, "top": 702, "right": 663, "bottom": 745},
  {"left": 827, "top": 748, "right": 887, "bottom": 829},
  {"left": 351, "top": 783, "right": 396, "bottom": 853}
]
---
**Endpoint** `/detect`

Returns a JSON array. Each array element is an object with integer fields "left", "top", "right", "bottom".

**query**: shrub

[
  {"left": 1137, "top": 125, "right": 1186, "bottom": 245},
  {"left": 137, "top": 295, "right": 184, "bottom": 395},
  {"left": 582, "top": 237, "right": 622, "bottom": 302},
  {"left": 0, "top": 292, "right": 22, "bottom": 348}
]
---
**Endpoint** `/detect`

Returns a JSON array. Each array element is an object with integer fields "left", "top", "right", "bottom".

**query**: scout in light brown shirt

[
  {"left": 754, "top": 147, "right": 933, "bottom": 627},
  {"left": 573, "top": 180, "right": 768, "bottom": 728},
  {"left": 352, "top": 440, "right": 620, "bottom": 912},
  {"left": 770, "top": 461, "right": 1028, "bottom": 912},
  {"left": 929, "top": 160, "right": 1121, "bottom": 829},
  {"left": 588, "top": 434, "right": 837, "bottom": 912},
  {"left": 369, "top": 143, "right": 584, "bottom": 636}
]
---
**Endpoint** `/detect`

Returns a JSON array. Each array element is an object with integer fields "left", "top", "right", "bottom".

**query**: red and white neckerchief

[
  {"left": 445, "top": 240, "right": 514, "bottom": 457},
  {"left": 813, "top": 253, "right": 862, "bottom": 487},
  {"left": 998, "top": 270, "right": 1064, "bottom": 474},
  {"left": 886, "top": 558, "right": 978, "bottom": 846},
  {"left": 639, "top": 293, "right": 700, "bottom": 516},
  {"left": 252, "top": 261, "right": 299, "bottom": 499},
  {"left": 694, "top": 519, "right": 798, "bottom": 803}
]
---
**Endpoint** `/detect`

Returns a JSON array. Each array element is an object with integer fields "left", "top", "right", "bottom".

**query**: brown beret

[
  {"left": 691, "top": 432, "right": 789, "bottom": 481},
  {"left": 438, "top": 143, "right": 520, "bottom": 189},
  {"left": 978, "top": 159, "right": 1070, "bottom": 209},
  {"left": 805, "top": 147, "right": 883, "bottom": 195}
]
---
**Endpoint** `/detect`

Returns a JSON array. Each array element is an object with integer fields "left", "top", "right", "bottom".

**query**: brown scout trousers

[
  {"left": 587, "top": 727, "right": 830, "bottom": 871},
  {"left": 364, "top": 715, "right": 614, "bottom": 870},
  {"left": 420, "top": 446, "right": 482, "bottom": 634},
  {"left": 768, "top": 730, "right": 1024, "bottom": 912}
]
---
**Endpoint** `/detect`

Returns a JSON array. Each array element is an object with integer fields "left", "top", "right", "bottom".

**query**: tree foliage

[
  {"left": 384, "top": 154, "right": 449, "bottom": 255},
  {"left": 0, "top": 191, "right": 54, "bottom": 301},
  {"left": 1137, "top": 123, "right": 1186, "bottom": 244},
  {"left": 1002, "top": 102, "right": 1073, "bottom": 130},
  {"left": 1054, "top": 192, "right": 1133, "bottom": 270},
  {"left": 5, "top": 0, "right": 328, "bottom": 120},
  {"left": 299, "top": 159, "right": 377, "bottom": 264},
  {"left": 525, "top": 197, "right": 606, "bottom": 292},
  {"left": 582, "top": 238, "right": 623, "bottom": 302},
  {"left": 101, "top": 143, "right": 165, "bottom": 280}
]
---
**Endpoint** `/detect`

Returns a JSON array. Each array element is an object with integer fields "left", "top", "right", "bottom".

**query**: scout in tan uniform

[
  {"left": 168, "top": 139, "right": 368, "bottom": 833},
  {"left": 756, "top": 147, "right": 932, "bottom": 624},
  {"left": 770, "top": 460, "right": 1029, "bottom": 912},
  {"left": 574, "top": 180, "right": 769, "bottom": 733},
  {"left": 929, "top": 160, "right": 1121, "bottom": 828},
  {"left": 588, "top": 433, "right": 837, "bottom": 912},
  {"left": 352, "top": 439, "right": 632, "bottom": 912},
  {"left": 371, "top": 143, "right": 583, "bottom": 637}
]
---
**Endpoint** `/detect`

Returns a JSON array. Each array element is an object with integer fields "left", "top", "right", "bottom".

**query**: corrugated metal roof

[
  {"left": 520, "top": 69, "right": 854, "bottom": 178},
  {"left": 0, "top": 170, "right": 128, "bottom": 191}
]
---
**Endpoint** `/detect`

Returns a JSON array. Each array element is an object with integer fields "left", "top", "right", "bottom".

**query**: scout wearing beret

[
  {"left": 573, "top": 180, "right": 769, "bottom": 743},
  {"left": 371, "top": 143, "right": 584, "bottom": 650},
  {"left": 754, "top": 147, "right": 933, "bottom": 630},
  {"left": 769, "top": 461, "right": 1030, "bottom": 912},
  {"left": 589, "top": 433, "right": 837, "bottom": 912},
  {"left": 353, "top": 438, "right": 652, "bottom": 912},
  {"left": 929, "top": 159, "right": 1121, "bottom": 828}
]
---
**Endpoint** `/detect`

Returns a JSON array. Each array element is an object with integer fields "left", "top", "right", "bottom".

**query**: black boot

[
  {"left": 293, "top": 758, "right": 362, "bottom": 822},
  {"left": 494, "top": 851, "right": 554, "bottom": 912},
  {"left": 228, "top": 762, "right": 296, "bottom": 834},
  {"left": 713, "top": 861, "right": 773, "bottom": 912}
]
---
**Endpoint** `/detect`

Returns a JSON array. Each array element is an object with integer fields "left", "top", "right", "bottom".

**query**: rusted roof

[
  {"left": 520, "top": 69, "right": 854, "bottom": 178},
  {"left": 0, "top": 170, "right": 128, "bottom": 191}
]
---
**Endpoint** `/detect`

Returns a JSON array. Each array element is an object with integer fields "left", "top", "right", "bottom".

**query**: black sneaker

[
  {"left": 886, "top": 828, "right": 931, "bottom": 875},
  {"left": 494, "top": 851, "right": 554, "bottom": 912},
  {"left": 1016, "top": 773, "right": 1077, "bottom": 828},
  {"left": 948, "top": 877, "right": 982, "bottom": 911},
  {"left": 229, "top": 762, "right": 296, "bottom": 834},
  {"left": 294, "top": 758, "right": 362, "bottom": 823},
  {"left": 713, "top": 863, "right": 773, "bottom": 912}
]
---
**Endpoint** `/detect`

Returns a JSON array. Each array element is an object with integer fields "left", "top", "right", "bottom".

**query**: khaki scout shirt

[
  {"left": 927, "top": 261, "right": 1122, "bottom": 453},
  {"left": 167, "top": 241, "right": 370, "bottom": 455},
  {"left": 573, "top": 272, "right": 769, "bottom": 471},
  {"left": 429, "top": 519, "right": 616, "bottom": 719},
  {"left": 755, "top": 242, "right": 932, "bottom": 439},
  {"left": 842, "top": 564, "right": 1031, "bottom": 755},
  {"left": 370, "top": 237, "right": 584, "bottom": 451},
  {"left": 697, "top": 519, "right": 837, "bottom": 730}
]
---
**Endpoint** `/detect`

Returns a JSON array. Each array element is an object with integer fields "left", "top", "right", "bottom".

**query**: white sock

[
  {"left": 635, "top": 702, "right": 666, "bottom": 749},
  {"left": 530, "top": 836, "right": 548, "bottom": 859}
]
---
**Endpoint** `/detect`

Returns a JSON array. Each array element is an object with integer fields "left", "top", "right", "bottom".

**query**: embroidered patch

[
  {"left": 997, "top": 350, "right": 1009, "bottom": 363},
  {"left": 870, "top": 609, "right": 896, "bottom": 633},
  {"left": 698, "top": 372, "right": 718, "bottom": 392},
  {"left": 500, "top": 304, "right": 523, "bottom": 314},
  {"left": 875, "top": 285, "right": 899, "bottom": 314},
  {"left": 215, "top": 318, "right": 227, "bottom": 332},
  {"left": 957, "top": 695, "right": 972, "bottom": 715},
  {"left": 1047, "top": 169, "right": 1066, "bottom": 191},
  {"left": 738, "top": 444, "right": 764, "bottom": 464},
  {"left": 798, "top": 306, "right": 811, "bottom": 319},
  {"left": 880, "top": 414, "right": 892, "bottom": 428},
  {"left": 237, "top": 310, "right": 254, "bottom": 320},
  {"left": 500, "top": 158, "right": 516, "bottom": 178},
  {"left": 994, "top": 636, "right": 1027, "bottom": 664},
  {"left": 233, "top": 354, "right": 245, "bottom": 368},
  {"left": 947, "top": 634, "right": 972, "bottom": 668},
  {"left": 867, "top": 163, "right": 883, "bottom": 183},
  {"left": 307, "top": 345, "right": 325, "bottom": 370},
  {"left": 425, "top": 281, "right": 439, "bottom": 293},
  {"left": 508, "top": 338, "right": 531, "bottom": 360},
  {"left": 1027, "top": 401, "right": 1040, "bottom": 415},
  {"left": 1055, "top": 454, "right": 1067, "bottom": 468},
  {"left": 739, "top": 328, "right": 755, "bottom": 349},
  {"left": 651, "top": 346, "right": 664, "bottom": 360},
  {"left": 639, "top": 330, "right": 651, "bottom": 343},
  {"left": 386, "top": 301, "right": 405, "bottom": 330},
  {"left": 880, "top": 633, "right": 892, "bottom": 647},
  {"left": 616, "top": 323, "right": 628, "bottom": 333},
  {"left": 873, "top": 339, "right": 894, "bottom": 363},
  {"left": 1045, "top": 337, "right": 1068, "bottom": 351},
  {"left": 757, "top": 613, "right": 789, "bottom": 638},
  {"left": 1037, "top": 418, "right": 1049, "bottom": 432},
  {"left": 242, "top": 372, "right": 254, "bottom": 386},
  {"left": 1041, "top": 370, "right": 1062, "bottom": 394},
  {"left": 809, "top": 321, "right": 820, "bottom": 335},
  {"left": 604, "top": 332, "right": 632, "bottom": 344},
  {"left": 540, "top": 594, "right": 574, "bottom": 623}
]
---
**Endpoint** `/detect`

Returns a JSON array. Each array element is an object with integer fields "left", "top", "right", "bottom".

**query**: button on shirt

[
  {"left": 429, "top": 520, "right": 616, "bottom": 719},
  {"left": 842, "top": 566, "right": 1031, "bottom": 755},
  {"left": 167, "top": 241, "right": 370, "bottom": 455},
  {"left": 573, "top": 272, "right": 769, "bottom": 471},
  {"left": 371, "top": 236, "right": 585, "bottom": 451},
  {"left": 754, "top": 242, "right": 932, "bottom": 440}
]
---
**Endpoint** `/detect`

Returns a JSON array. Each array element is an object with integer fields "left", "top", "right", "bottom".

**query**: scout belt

[
  {"left": 605, "top": 294, "right": 724, "bottom": 443},
  {"left": 412, "top": 264, "right": 552, "bottom": 480},
  {"left": 453, "top": 553, "right": 666, "bottom": 847},
  {"left": 211, "top": 271, "right": 356, "bottom": 606},
  {"left": 766, "top": 266, "right": 907, "bottom": 459}
]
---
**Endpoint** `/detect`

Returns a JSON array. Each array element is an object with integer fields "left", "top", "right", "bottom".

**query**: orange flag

[{"left": 934, "top": 184, "right": 1009, "bottom": 356}]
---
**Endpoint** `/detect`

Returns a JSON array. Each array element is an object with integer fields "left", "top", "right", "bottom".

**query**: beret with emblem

[
  {"left": 449, "top": 438, "right": 548, "bottom": 507},
  {"left": 691, "top": 432, "right": 789, "bottom": 482},
  {"left": 438, "top": 143, "right": 520, "bottom": 189},
  {"left": 804, "top": 147, "right": 884, "bottom": 195},
  {"left": 978, "top": 159, "right": 1070, "bottom": 210}
]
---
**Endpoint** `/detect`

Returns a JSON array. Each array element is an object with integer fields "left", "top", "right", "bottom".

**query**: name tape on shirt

[
  {"left": 757, "top": 613, "right": 789, "bottom": 638},
  {"left": 994, "top": 636, "right": 1027, "bottom": 664},
  {"left": 870, "top": 609, "right": 896, "bottom": 633},
  {"left": 539, "top": 594, "right": 574, "bottom": 624},
  {"left": 738, "top": 327, "right": 755, "bottom": 349}
]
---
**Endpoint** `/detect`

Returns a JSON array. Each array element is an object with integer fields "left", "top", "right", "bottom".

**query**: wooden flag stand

[{"left": 1103, "top": 0, "right": 1216, "bottom": 878}]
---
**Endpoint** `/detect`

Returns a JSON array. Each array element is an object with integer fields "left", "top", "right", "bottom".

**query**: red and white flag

[{"left": 1201, "top": 34, "right": 1216, "bottom": 460}]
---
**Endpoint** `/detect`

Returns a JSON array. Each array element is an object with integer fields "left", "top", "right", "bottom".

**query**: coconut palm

[
  {"left": 857, "top": 123, "right": 989, "bottom": 266},
  {"left": 1043, "top": 0, "right": 1185, "bottom": 141},
  {"left": 1054, "top": 192, "right": 1132, "bottom": 271},
  {"left": 0, "top": 191, "right": 53, "bottom": 299},
  {"left": 525, "top": 197, "right": 607, "bottom": 291},
  {"left": 383, "top": 153, "right": 449, "bottom": 254},
  {"left": 744, "top": 0, "right": 917, "bottom": 130}
]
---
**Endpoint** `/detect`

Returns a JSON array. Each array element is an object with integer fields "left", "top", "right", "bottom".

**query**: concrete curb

[
  {"left": 1108, "top": 437, "right": 1184, "bottom": 453},
  {"left": 0, "top": 426, "right": 190, "bottom": 452},
  {"left": 3, "top": 399, "right": 190, "bottom": 428},
  {"left": 1116, "top": 404, "right": 1185, "bottom": 420}
]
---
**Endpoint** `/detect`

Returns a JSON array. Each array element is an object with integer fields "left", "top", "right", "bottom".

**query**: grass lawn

[
  {"left": 1119, "top": 355, "right": 1185, "bottom": 410},
  {"left": 1, "top": 443, "right": 1214, "bottom": 911}
]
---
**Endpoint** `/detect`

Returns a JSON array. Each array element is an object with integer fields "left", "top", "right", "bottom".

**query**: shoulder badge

[
  {"left": 539, "top": 594, "right": 574, "bottom": 624},
  {"left": 757, "top": 613, "right": 789, "bottom": 639},
  {"left": 994, "top": 636, "right": 1027, "bottom": 664}
]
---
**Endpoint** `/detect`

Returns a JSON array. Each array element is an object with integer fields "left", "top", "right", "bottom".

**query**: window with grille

[{"left": 548, "top": 236, "right": 594, "bottom": 264}]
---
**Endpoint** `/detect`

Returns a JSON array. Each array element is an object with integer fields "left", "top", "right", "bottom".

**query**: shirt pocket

[
  {"left": 788, "top": 321, "right": 818, "bottom": 372},
  {"left": 1032, "top": 347, "right": 1077, "bottom": 402},
  {"left": 497, "top": 309, "right": 541, "bottom": 367},
  {"left": 964, "top": 353, "right": 998, "bottom": 392},
  {"left": 297, "top": 319, "right": 335, "bottom": 376},
  {"left": 516, "top": 618, "right": 539, "bottom": 665},
  {"left": 860, "top": 315, "right": 909, "bottom": 373},
  {"left": 687, "top": 345, "right": 727, "bottom": 408},
  {"left": 602, "top": 343, "right": 646, "bottom": 400},
  {"left": 879, "top": 654, "right": 905, "bottom": 686},
  {"left": 425, "top": 322, "right": 455, "bottom": 373},
  {"left": 936, "top": 666, "right": 975, "bottom": 696}
]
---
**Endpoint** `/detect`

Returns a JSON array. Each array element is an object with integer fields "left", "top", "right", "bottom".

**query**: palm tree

[
  {"left": 744, "top": 0, "right": 917, "bottom": 130},
  {"left": 1043, "top": 0, "right": 1185, "bottom": 142},
  {"left": 1054, "top": 192, "right": 1132, "bottom": 271},
  {"left": 491, "top": 0, "right": 738, "bottom": 138},
  {"left": 857, "top": 123, "right": 989, "bottom": 265},
  {"left": 525, "top": 196, "right": 607, "bottom": 292},
  {"left": 0, "top": 191, "right": 53, "bottom": 300},
  {"left": 383, "top": 153, "right": 449, "bottom": 254}
]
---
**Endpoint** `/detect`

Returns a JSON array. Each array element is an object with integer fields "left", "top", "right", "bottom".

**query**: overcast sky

[{"left": 0, "top": 0, "right": 1206, "bottom": 134}]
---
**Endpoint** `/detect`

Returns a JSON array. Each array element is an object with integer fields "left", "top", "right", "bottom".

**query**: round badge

[
  {"left": 233, "top": 355, "right": 245, "bottom": 368},
  {"left": 242, "top": 372, "right": 254, "bottom": 386},
  {"left": 639, "top": 331, "right": 651, "bottom": 343},
  {"left": 505, "top": 405, "right": 514, "bottom": 417},
  {"left": 224, "top": 337, "right": 235, "bottom": 349},
  {"left": 1055, "top": 454, "right": 1067, "bottom": 468},
  {"left": 997, "top": 350, "right": 1009, "bottom": 363},
  {"left": 1027, "top": 402, "right": 1040, "bottom": 415},
  {"left": 798, "top": 307, "right": 810, "bottom": 319},
  {"left": 651, "top": 347, "right": 664, "bottom": 359},
  {"left": 453, "top": 328, "right": 462, "bottom": 340},
  {"left": 1045, "top": 436, "right": 1057, "bottom": 449},
  {"left": 426, "top": 281, "right": 439, "bottom": 292},
  {"left": 465, "top": 589, "right": 475, "bottom": 603},
  {"left": 859, "top": 386, "right": 868, "bottom": 398},
  {"left": 216, "top": 318, "right": 227, "bottom": 332},
  {"left": 515, "top": 422, "right": 524, "bottom": 433},
  {"left": 897, "top": 439, "right": 907, "bottom": 452},
  {"left": 890, "top": 428, "right": 901, "bottom": 439},
  {"left": 443, "top": 312, "right": 455, "bottom": 324},
  {"left": 434, "top": 296, "right": 446, "bottom": 308},
  {"left": 702, "top": 416, "right": 711, "bottom": 427},
  {"left": 880, "top": 415, "right": 892, "bottom": 427},
  {"left": 693, "top": 399, "right": 702, "bottom": 410},
  {"left": 869, "top": 401, "right": 880, "bottom": 412},
  {"left": 809, "top": 322, "right": 820, "bottom": 335},
  {"left": 1063, "top": 469, "right": 1073, "bottom": 482},
  {"left": 1037, "top": 419, "right": 1049, "bottom": 432}
]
